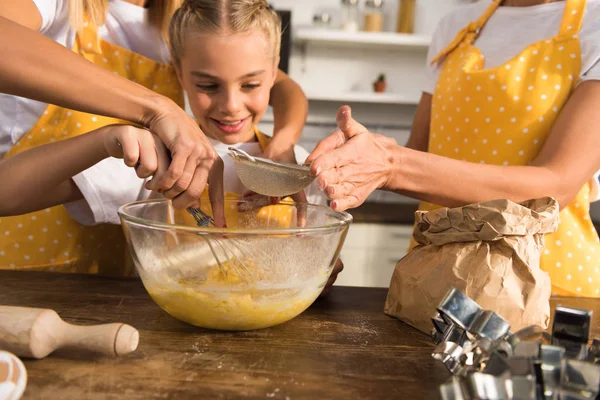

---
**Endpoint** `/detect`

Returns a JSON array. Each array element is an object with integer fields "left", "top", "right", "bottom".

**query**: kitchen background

[{"left": 253, "top": 0, "right": 600, "bottom": 287}]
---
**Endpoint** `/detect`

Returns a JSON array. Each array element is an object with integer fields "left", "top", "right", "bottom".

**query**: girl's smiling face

[{"left": 177, "top": 30, "right": 278, "bottom": 144}]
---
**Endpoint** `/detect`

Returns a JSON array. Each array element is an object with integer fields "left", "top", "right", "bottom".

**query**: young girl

[
  {"left": 0, "top": 0, "right": 308, "bottom": 275},
  {"left": 167, "top": 0, "right": 325, "bottom": 208},
  {"left": 168, "top": 0, "right": 342, "bottom": 292}
]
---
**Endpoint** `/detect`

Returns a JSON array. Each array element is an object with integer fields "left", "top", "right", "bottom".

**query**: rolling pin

[{"left": 0, "top": 306, "right": 139, "bottom": 359}]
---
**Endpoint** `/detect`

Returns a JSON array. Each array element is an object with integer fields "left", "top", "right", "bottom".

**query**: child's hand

[
  {"left": 102, "top": 125, "right": 169, "bottom": 180},
  {"left": 320, "top": 258, "right": 344, "bottom": 297}
]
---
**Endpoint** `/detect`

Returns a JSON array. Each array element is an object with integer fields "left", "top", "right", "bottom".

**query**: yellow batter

[{"left": 145, "top": 261, "right": 324, "bottom": 331}]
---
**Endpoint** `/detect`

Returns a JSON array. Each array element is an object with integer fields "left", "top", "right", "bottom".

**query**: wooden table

[{"left": 2, "top": 271, "right": 600, "bottom": 399}]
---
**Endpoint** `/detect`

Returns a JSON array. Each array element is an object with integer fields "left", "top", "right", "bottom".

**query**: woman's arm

[
  {"left": 0, "top": 13, "right": 220, "bottom": 211},
  {"left": 309, "top": 81, "right": 600, "bottom": 211},
  {"left": 405, "top": 93, "right": 432, "bottom": 151},
  {"left": 0, "top": 125, "right": 167, "bottom": 216},
  {"left": 263, "top": 69, "right": 309, "bottom": 162},
  {"left": 389, "top": 81, "right": 600, "bottom": 208}
]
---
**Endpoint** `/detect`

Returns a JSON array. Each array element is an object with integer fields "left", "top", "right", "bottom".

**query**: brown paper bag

[{"left": 384, "top": 197, "right": 559, "bottom": 334}]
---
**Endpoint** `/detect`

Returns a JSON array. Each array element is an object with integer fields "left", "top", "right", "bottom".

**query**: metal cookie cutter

[
  {"left": 589, "top": 339, "right": 600, "bottom": 364},
  {"left": 436, "top": 288, "right": 511, "bottom": 341},
  {"left": 539, "top": 344, "right": 565, "bottom": 397},
  {"left": 439, "top": 373, "right": 509, "bottom": 400},
  {"left": 561, "top": 359, "right": 600, "bottom": 399},
  {"left": 431, "top": 289, "right": 600, "bottom": 400},
  {"left": 552, "top": 306, "right": 592, "bottom": 361},
  {"left": 432, "top": 289, "right": 512, "bottom": 377},
  {"left": 507, "top": 357, "right": 539, "bottom": 400}
]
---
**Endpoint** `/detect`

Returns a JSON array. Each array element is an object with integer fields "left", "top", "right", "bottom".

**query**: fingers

[
  {"left": 307, "top": 104, "right": 367, "bottom": 167},
  {"left": 145, "top": 135, "right": 170, "bottom": 190},
  {"left": 208, "top": 156, "right": 226, "bottom": 228},
  {"left": 322, "top": 174, "right": 372, "bottom": 211},
  {"left": 331, "top": 258, "right": 344, "bottom": 276},
  {"left": 110, "top": 126, "right": 161, "bottom": 179},
  {"left": 116, "top": 128, "right": 141, "bottom": 168},
  {"left": 134, "top": 131, "right": 160, "bottom": 179},
  {"left": 311, "top": 138, "right": 370, "bottom": 188},
  {"left": 291, "top": 190, "right": 308, "bottom": 227},
  {"left": 324, "top": 181, "right": 357, "bottom": 199},
  {"left": 163, "top": 156, "right": 197, "bottom": 202},
  {"left": 306, "top": 129, "right": 346, "bottom": 166},
  {"left": 103, "top": 128, "right": 125, "bottom": 159},
  {"left": 335, "top": 105, "right": 369, "bottom": 139},
  {"left": 311, "top": 151, "right": 343, "bottom": 187},
  {"left": 154, "top": 142, "right": 189, "bottom": 191},
  {"left": 314, "top": 159, "right": 358, "bottom": 191},
  {"left": 320, "top": 258, "right": 344, "bottom": 297},
  {"left": 145, "top": 105, "right": 216, "bottom": 201},
  {"left": 330, "top": 196, "right": 363, "bottom": 212},
  {"left": 310, "top": 106, "right": 370, "bottom": 177}
]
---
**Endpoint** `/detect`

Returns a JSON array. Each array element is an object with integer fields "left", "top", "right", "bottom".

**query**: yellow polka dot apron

[
  {"left": 0, "top": 22, "right": 183, "bottom": 276},
  {"left": 177, "top": 128, "right": 296, "bottom": 228},
  {"left": 420, "top": 0, "right": 600, "bottom": 297}
]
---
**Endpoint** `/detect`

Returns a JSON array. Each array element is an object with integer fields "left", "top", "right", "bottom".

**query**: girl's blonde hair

[
  {"left": 68, "top": 0, "right": 183, "bottom": 39},
  {"left": 168, "top": 0, "right": 282, "bottom": 66}
]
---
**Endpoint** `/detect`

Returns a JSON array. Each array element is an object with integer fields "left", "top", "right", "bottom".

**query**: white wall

[{"left": 271, "top": 0, "right": 471, "bottom": 34}]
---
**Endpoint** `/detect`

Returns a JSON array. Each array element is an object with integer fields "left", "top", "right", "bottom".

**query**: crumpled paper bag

[{"left": 384, "top": 197, "right": 559, "bottom": 334}]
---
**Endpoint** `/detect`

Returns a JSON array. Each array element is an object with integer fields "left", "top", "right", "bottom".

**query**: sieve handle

[{"left": 228, "top": 147, "right": 256, "bottom": 162}]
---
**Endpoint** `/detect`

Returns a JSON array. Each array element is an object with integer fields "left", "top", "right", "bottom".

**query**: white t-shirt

[
  {"left": 423, "top": 0, "right": 600, "bottom": 200},
  {"left": 424, "top": 0, "right": 600, "bottom": 93}
]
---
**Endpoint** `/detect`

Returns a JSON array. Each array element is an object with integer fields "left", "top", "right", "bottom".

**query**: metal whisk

[{"left": 186, "top": 207, "right": 255, "bottom": 282}]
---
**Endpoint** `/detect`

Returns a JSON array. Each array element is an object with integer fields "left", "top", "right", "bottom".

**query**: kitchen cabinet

[
  {"left": 294, "top": 28, "right": 431, "bottom": 49},
  {"left": 302, "top": 91, "right": 420, "bottom": 105},
  {"left": 337, "top": 223, "right": 413, "bottom": 287}
]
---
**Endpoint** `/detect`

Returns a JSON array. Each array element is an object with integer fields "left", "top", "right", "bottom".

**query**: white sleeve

[
  {"left": 423, "top": 14, "right": 455, "bottom": 95},
  {"left": 579, "top": 18, "right": 600, "bottom": 84},
  {"left": 576, "top": 17, "right": 600, "bottom": 201},
  {"left": 63, "top": 158, "right": 152, "bottom": 225},
  {"left": 31, "top": 0, "right": 66, "bottom": 33}
]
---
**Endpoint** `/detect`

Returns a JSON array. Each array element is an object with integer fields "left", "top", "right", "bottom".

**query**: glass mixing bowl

[{"left": 118, "top": 198, "right": 352, "bottom": 331}]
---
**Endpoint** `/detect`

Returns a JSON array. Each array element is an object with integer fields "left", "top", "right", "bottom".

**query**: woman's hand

[
  {"left": 141, "top": 101, "right": 225, "bottom": 226},
  {"left": 307, "top": 106, "right": 397, "bottom": 212}
]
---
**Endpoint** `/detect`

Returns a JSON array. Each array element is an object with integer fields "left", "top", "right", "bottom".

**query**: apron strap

[
  {"left": 559, "top": 0, "right": 587, "bottom": 36},
  {"left": 75, "top": 20, "right": 103, "bottom": 55},
  {"left": 254, "top": 126, "right": 272, "bottom": 151},
  {"left": 430, "top": 0, "right": 503, "bottom": 66}
]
